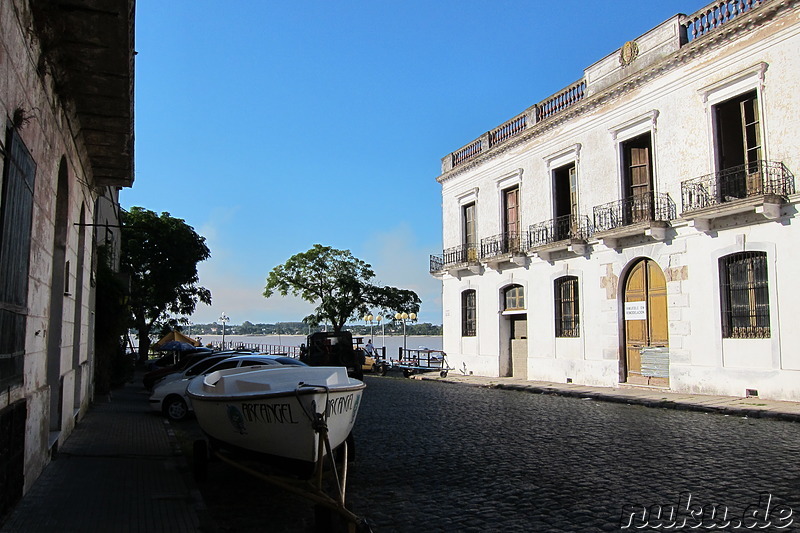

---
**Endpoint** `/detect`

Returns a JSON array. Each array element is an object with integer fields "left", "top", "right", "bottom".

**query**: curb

[{"left": 419, "top": 375, "right": 800, "bottom": 423}]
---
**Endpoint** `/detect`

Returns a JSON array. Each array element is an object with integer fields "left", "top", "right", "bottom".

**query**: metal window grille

[
  {"left": 555, "top": 276, "right": 580, "bottom": 337},
  {"left": 461, "top": 290, "right": 476, "bottom": 337},
  {"left": 504, "top": 285, "right": 524, "bottom": 311},
  {"left": 0, "top": 124, "right": 36, "bottom": 388},
  {"left": 719, "top": 251, "right": 770, "bottom": 338}
]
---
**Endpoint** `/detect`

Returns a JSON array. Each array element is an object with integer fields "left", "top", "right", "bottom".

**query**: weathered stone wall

[{"left": 0, "top": 0, "right": 107, "bottom": 491}]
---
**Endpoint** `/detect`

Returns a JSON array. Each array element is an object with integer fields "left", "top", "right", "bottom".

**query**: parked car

[
  {"left": 149, "top": 354, "right": 307, "bottom": 421},
  {"left": 145, "top": 347, "right": 212, "bottom": 371},
  {"left": 144, "top": 349, "right": 253, "bottom": 391}
]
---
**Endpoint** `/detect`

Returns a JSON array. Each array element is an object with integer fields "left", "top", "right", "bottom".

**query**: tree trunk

[{"left": 137, "top": 324, "right": 151, "bottom": 364}]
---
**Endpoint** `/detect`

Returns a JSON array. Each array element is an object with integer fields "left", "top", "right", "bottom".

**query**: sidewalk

[
  {"left": 0, "top": 372, "right": 215, "bottom": 533},
  {"left": 419, "top": 373, "right": 800, "bottom": 422}
]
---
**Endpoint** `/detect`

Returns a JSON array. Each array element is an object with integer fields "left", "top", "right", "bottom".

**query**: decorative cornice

[{"left": 435, "top": 0, "right": 797, "bottom": 186}]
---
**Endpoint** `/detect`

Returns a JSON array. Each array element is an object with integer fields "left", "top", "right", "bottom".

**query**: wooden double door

[{"left": 623, "top": 258, "right": 669, "bottom": 386}]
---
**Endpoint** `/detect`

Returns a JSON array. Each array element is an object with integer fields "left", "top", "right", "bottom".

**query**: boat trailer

[
  {"left": 191, "top": 390, "right": 372, "bottom": 532},
  {"left": 392, "top": 348, "right": 451, "bottom": 378}
]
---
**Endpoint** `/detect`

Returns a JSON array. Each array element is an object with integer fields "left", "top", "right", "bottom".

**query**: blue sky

[{"left": 126, "top": 0, "right": 710, "bottom": 326}]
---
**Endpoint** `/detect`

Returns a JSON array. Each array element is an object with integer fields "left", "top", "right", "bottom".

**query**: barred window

[
  {"left": 0, "top": 124, "right": 37, "bottom": 389},
  {"left": 555, "top": 276, "right": 580, "bottom": 337},
  {"left": 719, "top": 252, "right": 770, "bottom": 338},
  {"left": 504, "top": 284, "right": 524, "bottom": 311},
  {"left": 461, "top": 290, "right": 476, "bottom": 337}
]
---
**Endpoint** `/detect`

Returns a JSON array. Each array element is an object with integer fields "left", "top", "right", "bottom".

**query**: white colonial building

[{"left": 431, "top": 0, "right": 800, "bottom": 401}]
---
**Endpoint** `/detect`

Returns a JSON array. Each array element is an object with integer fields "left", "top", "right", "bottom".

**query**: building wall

[
  {"left": 436, "top": 2, "right": 800, "bottom": 401},
  {"left": 0, "top": 0, "right": 115, "bottom": 493}
]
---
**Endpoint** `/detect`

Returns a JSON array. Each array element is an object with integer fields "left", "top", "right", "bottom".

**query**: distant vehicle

[
  {"left": 302, "top": 331, "right": 364, "bottom": 380},
  {"left": 149, "top": 354, "right": 307, "bottom": 421}
]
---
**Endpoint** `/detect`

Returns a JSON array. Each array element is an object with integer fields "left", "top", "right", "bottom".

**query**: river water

[{"left": 195, "top": 334, "right": 442, "bottom": 357}]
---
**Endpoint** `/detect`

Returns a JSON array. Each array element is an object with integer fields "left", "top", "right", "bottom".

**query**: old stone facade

[
  {"left": 431, "top": 0, "right": 800, "bottom": 401},
  {"left": 0, "top": 0, "right": 134, "bottom": 515}
]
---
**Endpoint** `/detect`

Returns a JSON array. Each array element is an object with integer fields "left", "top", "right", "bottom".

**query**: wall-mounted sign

[{"left": 625, "top": 301, "right": 647, "bottom": 320}]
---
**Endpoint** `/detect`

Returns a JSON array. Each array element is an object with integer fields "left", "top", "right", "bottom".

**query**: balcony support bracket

[
  {"left": 756, "top": 202, "right": 782, "bottom": 220},
  {"left": 645, "top": 226, "right": 667, "bottom": 241},
  {"left": 602, "top": 237, "right": 619, "bottom": 250},
  {"left": 690, "top": 218, "right": 712, "bottom": 232}
]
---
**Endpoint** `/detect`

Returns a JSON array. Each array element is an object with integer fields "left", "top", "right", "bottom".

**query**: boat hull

[{"left": 186, "top": 366, "right": 365, "bottom": 463}]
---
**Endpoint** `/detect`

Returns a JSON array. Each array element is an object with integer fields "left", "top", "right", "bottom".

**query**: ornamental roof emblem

[{"left": 620, "top": 40, "right": 639, "bottom": 66}]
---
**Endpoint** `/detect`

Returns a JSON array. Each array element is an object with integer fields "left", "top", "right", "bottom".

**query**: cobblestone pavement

[
  {"left": 189, "top": 374, "right": 800, "bottom": 532},
  {"left": 343, "top": 375, "right": 800, "bottom": 532}
]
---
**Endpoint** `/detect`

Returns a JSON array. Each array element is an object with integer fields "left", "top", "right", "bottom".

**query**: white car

[{"left": 149, "top": 354, "right": 307, "bottom": 421}]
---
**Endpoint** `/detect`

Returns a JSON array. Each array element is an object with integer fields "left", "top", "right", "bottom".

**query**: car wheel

[{"left": 163, "top": 395, "right": 189, "bottom": 421}]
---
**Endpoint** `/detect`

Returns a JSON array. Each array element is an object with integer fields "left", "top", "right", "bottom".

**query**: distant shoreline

[{"left": 197, "top": 333, "right": 443, "bottom": 338}]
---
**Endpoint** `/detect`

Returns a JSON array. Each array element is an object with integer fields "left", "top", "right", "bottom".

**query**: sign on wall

[{"left": 625, "top": 301, "right": 647, "bottom": 320}]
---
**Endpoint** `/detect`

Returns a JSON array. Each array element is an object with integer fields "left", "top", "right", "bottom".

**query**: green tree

[
  {"left": 264, "top": 244, "right": 421, "bottom": 333},
  {"left": 121, "top": 207, "right": 212, "bottom": 362},
  {"left": 94, "top": 244, "right": 131, "bottom": 393}
]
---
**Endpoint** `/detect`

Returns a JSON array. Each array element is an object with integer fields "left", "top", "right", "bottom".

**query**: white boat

[{"left": 185, "top": 365, "right": 365, "bottom": 465}]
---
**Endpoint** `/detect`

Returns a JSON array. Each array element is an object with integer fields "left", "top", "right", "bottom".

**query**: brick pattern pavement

[{"left": 0, "top": 375, "right": 212, "bottom": 533}]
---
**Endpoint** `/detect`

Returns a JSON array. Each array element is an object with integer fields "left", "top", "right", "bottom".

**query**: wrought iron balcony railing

[
  {"left": 681, "top": 160, "right": 795, "bottom": 212},
  {"left": 528, "top": 214, "right": 592, "bottom": 248},
  {"left": 444, "top": 243, "right": 479, "bottom": 266},
  {"left": 430, "top": 243, "right": 481, "bottom": 273},
  {"left": 480, "top": 232, "right": 525, "bottom": 260},
  {"left": 593, "top": 192, "right": 676, "bottom": 233},
  {"left": 429, "top": 254, "right": 444, "bottom": 273}
]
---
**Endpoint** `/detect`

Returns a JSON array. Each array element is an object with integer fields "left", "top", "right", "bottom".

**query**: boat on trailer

[{"left": 186, "top": 365, "right": 365, "bottom": 465}]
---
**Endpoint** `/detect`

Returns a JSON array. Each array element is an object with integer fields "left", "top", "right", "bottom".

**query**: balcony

[
  {"left": 480, "top": 232, "right": 527, "bottom": 269},
  {"left": 527, "top": 215, "right": 592, "bottom": 260},
  {"left": 429, "top": 243, "right": 481, "bottom": 277},
  {"left": 592, "top": 192, "right": 676, "bottom": 249},
  {"left": 442, "top": 79, "right": 586, "bottom": 173},
  {"left": 680, "top": 160, "right": 794, "bottom": 231}
]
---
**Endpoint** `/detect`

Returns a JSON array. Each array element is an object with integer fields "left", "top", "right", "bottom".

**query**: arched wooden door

[{"left": 623, "top": 258, "right": 669, "bottom": 386}]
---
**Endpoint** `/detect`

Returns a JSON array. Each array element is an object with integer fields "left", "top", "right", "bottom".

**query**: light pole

[
  {"left": 219, "top": 312, "right": 229, "bottom": 349},
  {"left": 394, "top": 312, "right": 417, "bottom": 353},
  {"left": 363, "top": 314, "right": 374, "bottom": 340},
  {"left": 376, "top": 315, "right": 384, "bottom": 349}
]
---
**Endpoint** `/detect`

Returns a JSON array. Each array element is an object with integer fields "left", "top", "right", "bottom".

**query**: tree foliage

[
  {"left": 264, "top": 244, "right": 421, "bottom": 333},
  {"left": 93, "top": 244, "right": 132, "bottom": 393},
  {"left": 121, "top": 207, "right": 212, "bottom": 361}
]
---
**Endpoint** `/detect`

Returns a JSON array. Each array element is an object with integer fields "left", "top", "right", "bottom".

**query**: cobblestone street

[
  {"left": 342, "top": 375, "right": 800, "bottom": 532},
  {"left": 189, "top": 374, "right": 800, "bottom": 532}
]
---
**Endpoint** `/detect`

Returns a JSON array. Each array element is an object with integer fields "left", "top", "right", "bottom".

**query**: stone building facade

[
  {"left": 0, "top": 0, "right": 134, "bottom": 516},
  {"left": 431, "top": 0, "right": 800, "bottom": 401}
]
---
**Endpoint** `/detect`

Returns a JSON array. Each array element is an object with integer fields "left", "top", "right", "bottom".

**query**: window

[
  {"left": 622, "top": 133, "right": 654, "bottom": 223},
  {"left": 0, "top": 124, "right": 37, "bottom": 389},
  {"left": 463, "top": 203, "right": 477, "bottom": 261},
  {"left": 504, "top": 284, "right": 524, "bottom": 311},
  {"left": 715, "top": 90, "right": 763, "bottom": 199},
  {"left": 554, "top": 276, "right": 580, "bottom": 337},
  {"left": 461, "top": 290, "right": 476, "bottom": 337},
  {"left": 719, "top": 252, "right": 770, "bottom": 338},
  {"left": 553, "top": 163, "right": 578, "bottom": 241},
  {"left": 503, "top": 186, "right": 520, "bottom": 252}
]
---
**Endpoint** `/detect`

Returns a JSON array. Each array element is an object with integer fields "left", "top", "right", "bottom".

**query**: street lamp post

[
  {"left": 376, "top": 315, "right": 384, "bottom": 350},
  {"left": 394, "top": 312, "right": 417, "bottom": 354},
  {"left": 219, "top": 312, "right": 229, "bottom": 349},
  {"left": 363, "top": 314, "right": 374, "bottom": 340}
]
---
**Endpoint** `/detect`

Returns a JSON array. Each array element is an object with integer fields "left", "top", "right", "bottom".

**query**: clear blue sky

[{"left": 126, "top": 0, "right": 710, "bottom": 326}]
